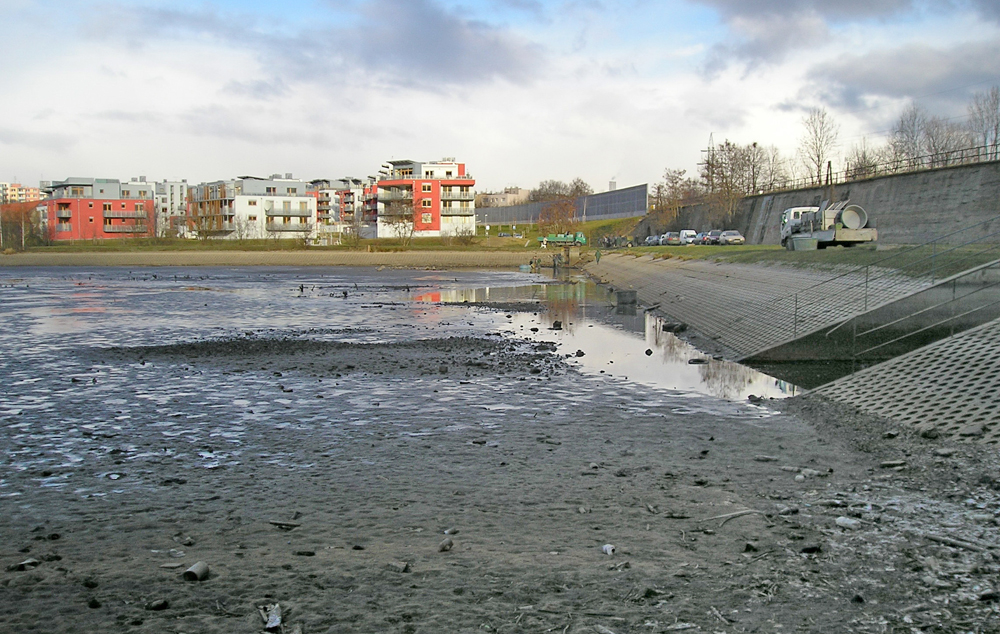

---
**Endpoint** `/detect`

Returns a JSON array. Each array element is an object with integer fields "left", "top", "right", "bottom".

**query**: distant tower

[{"left": 609, "top": 180, "right": 617, "bottom": 191}]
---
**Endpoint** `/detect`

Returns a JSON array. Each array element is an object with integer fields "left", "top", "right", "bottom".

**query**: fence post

[
  {"left": 793, "top": 293, "right": 798, "bottom": 339},
  {"left": 931, "top": 241, "right": 936, "bottom": 284},
  {"left": 864, "top": 266, "right": 869, "bottom": 311}
]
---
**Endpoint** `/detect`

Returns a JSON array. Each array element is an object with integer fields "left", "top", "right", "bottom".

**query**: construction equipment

[{"left": 780, "top": 201, "right": 877, "bottom": 250}]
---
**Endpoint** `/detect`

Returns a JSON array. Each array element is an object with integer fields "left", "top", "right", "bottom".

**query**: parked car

[
  {"left": 719, "top": 230, "right": 745, "bottom": 245},
  {"left": 679, "top": 230, "right": 698, "bottom": 244},
  {"left": 497, "top": 232, "right": 511, "bottom": 237},
  {"left": 660, "top": 232, "right": 682, "bottom": 246},
  {"left": 706, "top": 230, "right": 723, "bottom": 244},
  {"left": 695, "top": 232, "right": 709, "bottom": 244},
  {"left": 644, "top": 235, "right": 661, "bottom": 246}
]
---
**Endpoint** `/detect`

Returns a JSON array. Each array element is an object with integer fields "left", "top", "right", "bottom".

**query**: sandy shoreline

[{"left": 0, "top": 250, "right": 540, "bottom": 268}]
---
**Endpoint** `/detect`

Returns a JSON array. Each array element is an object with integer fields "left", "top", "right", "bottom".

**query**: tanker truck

[{"left": 780, "top": 201, "right": 877, "bottom": 250}]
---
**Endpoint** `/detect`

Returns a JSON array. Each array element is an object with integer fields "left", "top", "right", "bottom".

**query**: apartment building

[
  {"left": 376, "top": 158, "right": 475, "bottom": 238},
  {"left": 5, "top": 182, "right": 41, "bottom": 204},
  {"left": 156, "top": 180, "right": 188, "bottom": 237},
  {"left": 476, "top": 187, "right": 530, "bottom": 208},
  {"left": 187, "top": 174, "right": 317, "bottom": 240},
  {"left": 43, "top": 177, "right": 155, "bottom": 241}
]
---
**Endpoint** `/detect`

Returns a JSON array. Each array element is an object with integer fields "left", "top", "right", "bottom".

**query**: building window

[
  {"left": 104, "top": 218, "right": 112, "bottom": 226},
  {"left": 134, "top": 203, "right": 143, "bottom": 211},
  {"left": 283, "top": 201, "right": 291, "bottom": 211},
  {"left": 89, "top": 217, "right": 94, "bottom": 223},
  {"left": 426, "top": 171, "right": 434, "bottom": 178},
  {"left": 248, "top": 200, "right": 257, "bottom": 206},
  {"left": 422, "top": 213, "right": 432, "bottom": 224},
  {"left": 103, "top": 203, "right": 112, "bottom": 211},
  {"left": 445, "top": 171, "right": 453, "bottom": 177},
  {"left": 122, "top": 190, "right": 130, "bottom": 198},
  {"left": 248, "top": 215, "right": 257, "bottom": 222},
  {"left": 88, "top": 202, "right": 94, "bottom": 208},
  {"left": 421, "top": 199, "right": 432, "bottom": 208},
  {"left": 422, "top": 183, "right": 432, "bottom": 192},
  {"left": 266, "top": 187, "right": 276, "bottom": 194},
  {"left": 283, "top": 216, "right": 291, "bottom": 224},
  {"left": 299, "top": 201, "right": 308, "bottom": 211},
  {"left": 287, "top": 187, "right": 297, "bottom": 194}
]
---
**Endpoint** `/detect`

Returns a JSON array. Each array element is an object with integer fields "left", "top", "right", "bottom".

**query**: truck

[
  {"left": 780, "top": 201, "right": 877, "bottom": 250},
  {"left": 538, "top": 232, "right": 587, "bottom": 246}
]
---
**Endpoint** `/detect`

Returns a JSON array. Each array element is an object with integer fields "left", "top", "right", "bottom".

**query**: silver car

[{"left": 719, "top": 230, "right": 745, "bottom": 245}]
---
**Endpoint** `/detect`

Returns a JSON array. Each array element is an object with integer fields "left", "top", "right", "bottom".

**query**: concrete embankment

[
  {"left": 587, "top": 252, "right": 1000, "bottom": 443},
  {"left": 0, "top": 250, "right": 534, "bottom": 269}
]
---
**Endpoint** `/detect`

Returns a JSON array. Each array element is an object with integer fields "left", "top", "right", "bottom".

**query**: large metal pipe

[{"left": 838, "top": 204, "right": 868, "bottom": 230}]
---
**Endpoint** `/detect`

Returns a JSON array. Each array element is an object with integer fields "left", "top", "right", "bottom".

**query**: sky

[{"left": 1, "top": 0, "right": 998, "bottom": 192}]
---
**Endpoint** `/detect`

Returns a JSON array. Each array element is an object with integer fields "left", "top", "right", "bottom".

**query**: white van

[{"left": 679, "top": 230, "right": 697, "bottom": 245}]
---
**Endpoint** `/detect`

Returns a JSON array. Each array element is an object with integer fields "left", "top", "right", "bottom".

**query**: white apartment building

[
  {"left": 187, "top": 174, "right": 318, "bottom": 241},
  {"left": 155, "top": 180, "right": 188, "bottom": 237}
]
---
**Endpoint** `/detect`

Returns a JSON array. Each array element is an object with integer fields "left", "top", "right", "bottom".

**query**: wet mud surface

[{"left": 1, "top": 267, "right": 999, "bottom": 633}]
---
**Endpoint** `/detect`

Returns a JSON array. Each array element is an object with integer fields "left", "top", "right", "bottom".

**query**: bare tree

[
  {"left": 538, "top": 198, "right": 577, "bottom": 235},
  {"left": 924, "top": 115, "right": 971, "bottom": 167},
  {"left": 968, "top": 86, "right": 1000, "bottom": 160},
  {"left": 568, "top": 178, "right": 593, "bottom": 197},
  {"left": 798, "top": 107, "right": 840, "bottom": 184},
  {"left": 889, "top": 104, "right": 926, "bottom": 170},
  {"left": 381, "top": 200, "right": 415, "bottom": 246},
  {"left": 845, "top": 138, "right": 882, "bottom": 180}
]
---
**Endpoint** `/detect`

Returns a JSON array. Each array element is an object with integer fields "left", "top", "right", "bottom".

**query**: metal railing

[
  {"left": 766, "top": 144, "right": 999, "bottom": 193},
  {"left": 103, "top": 210, "right": 148, "bottom": 219},
  {"left": 266, "top": 223, "right": 311, "bottom": 232},
  {"left": 441, "top": 191, "right": 474, "bottom": 201},
  {"left": 728, "top": 215, "right": 1000, "bottom": 351},
  {"left": 103, "top": 224, "right": 149, "bottom": 234}
]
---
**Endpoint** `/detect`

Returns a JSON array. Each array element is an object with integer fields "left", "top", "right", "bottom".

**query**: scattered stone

[
  {"left": 800, "top": 544, "right": 822, "bottom": 554},
  {"left": 387, "top": 561, "right": 410, "bottom": 573},
  {"left": 551, "top": 321, "right": 562, "bottom": 330},
  {"left": 883, "top": 430, "right": 899, "bottom": 439},
  {"left": 880, "top": 460, "right": 907, "bottom": 469},
  {"left": 82, "top": 578, "right": 98, "bottom": 588},
  {"left": 777, "top": 506, "right": 799, "bottom": 516},
  {"left": 444, "top": 527, "right": 460, "bottom": 535},
  {"left": 145, "top": 599, "right": 169, "bottom": 611},
  {"left": 850, "top": 593, "right": 865, "bottom": 604},
  {"left": 743, "top": 542, "right": 759, "bottom": 552},
  {"left": 958, "top": 424, "right": 984, "bottom": 437},
  {"left": 920, "top": 428, "right": 939, "bottom": 439},
  {"left": 87, "top": 598, "right": 101, "bottom": 609},
  {"left": 7, "top": 558, "right": 40, "bottom": 572},
  {"left": 754, "top": 455, "right": 779, "bottom": 462},
  {"left": 933, "top": 448, "right": 956, "bottom": 457},
  {"left": 352, "top": 545, "right": 365, "bottom": 551},
  {"left": 979, "top": 590, "right": 1000, "bottom": 602},
  {"left": 293, "top": 550, "right": 315, "bottom": 557},
  {"left": 575, "top": 350, "right": 585, "bottom": 357},
  {"left": 159, "top": 563, "right": 183, "bottom": 569},
  {"left": 835, "top": 516, "right": 862, "bottom": 530},
  {"left": 438, "top": 537, "right": 454, "bottom": 552},
  {"left": 800, "top": 468, "right": 822, "bottom": 478}
]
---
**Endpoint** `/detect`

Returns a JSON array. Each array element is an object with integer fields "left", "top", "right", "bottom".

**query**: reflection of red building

[{"left": 44, "top": 177, "right": 155, "bottom": 241}]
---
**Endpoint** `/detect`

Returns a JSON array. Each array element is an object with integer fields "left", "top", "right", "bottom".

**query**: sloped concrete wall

[{"left": 741, "top": 161, "right": 1000, "bottom": 245}]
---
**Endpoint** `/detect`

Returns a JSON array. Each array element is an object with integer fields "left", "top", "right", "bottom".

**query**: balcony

[
  {"left": 441, "top": 207, "right": 475, "bottom": 216},
  {"left": 266, "top": 223, "right": 311, "bottom": 232},
  {"left": 103, "top": 224, "right": 149, "bottom": 234},
  {"left": 441, "top": 191, "right": 474, "bottom": 201},
  {"left": 379, "top": 190, "right": 414, "bottom": 201},
  {"left": 265, "top": 208, "right": 313, "bottom": 217},
  {"left": 103, "top": 210, "right": 148, "bottom": 219},
  {"left": 55, "top": 209, "right": 72, "bottom": 218},
  {"left": 55, "top": 223, "right": 72, "bottom": 232}
]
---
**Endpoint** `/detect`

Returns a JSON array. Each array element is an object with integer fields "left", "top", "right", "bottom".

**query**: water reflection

[{"left": 423, "top": 277, "right": 798, "bottom": 401}]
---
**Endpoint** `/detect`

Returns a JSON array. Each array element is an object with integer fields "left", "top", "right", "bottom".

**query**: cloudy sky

[{"left": 1, "top": 0, "right": 998, "bottom": 191}]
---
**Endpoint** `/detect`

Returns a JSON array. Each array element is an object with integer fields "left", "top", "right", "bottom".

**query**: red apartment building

[
  {"left": 376, "top": 159, "right": 475, "bottom": 237},
  {"left": 44, "top": 177, "right": 155, "bottom": 241}
]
